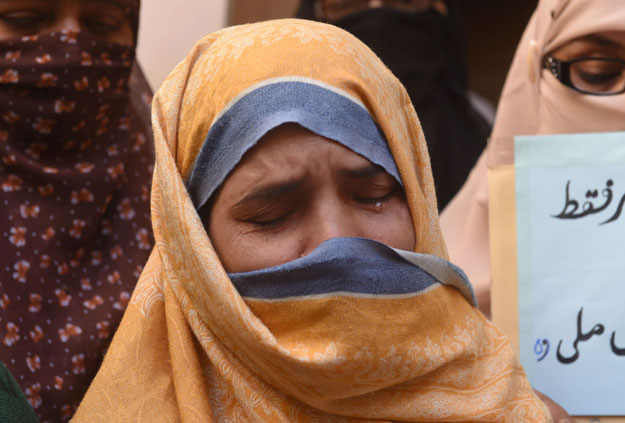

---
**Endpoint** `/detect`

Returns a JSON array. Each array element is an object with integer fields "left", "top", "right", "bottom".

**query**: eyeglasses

[
  {"left": 543, "top": 55, "right": 625, "bottom": 96},
  {"left": 318, "top": 0, "right": 445, "bottom": 21}
]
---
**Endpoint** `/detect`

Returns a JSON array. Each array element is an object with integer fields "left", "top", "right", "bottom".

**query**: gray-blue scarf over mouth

[{"left": 230, "top": 237, "right": 477, "bottom": 306}]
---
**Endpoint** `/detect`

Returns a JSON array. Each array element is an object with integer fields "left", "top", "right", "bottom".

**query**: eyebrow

[
  {"left": 0, "top": 0, "right": 128, "bottom": 10},
  {"left": 232, "top": 178, "right": 304, "bottom": 211},
  {"left": 575, "top": 34, "right": 625, "bottom": 51},
  {"left": 338, "top": 163, "right": 386, "bottom": 179},
  {"left": 0, "top": 0, "right": 116, "bottom": 3}
]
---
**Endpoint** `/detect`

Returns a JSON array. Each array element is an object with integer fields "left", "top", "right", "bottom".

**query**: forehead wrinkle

[
  {"left": 238, "top": 142, "right": 305, "bottom": 180},
  {"left": 226, "top": 144, "right": 307, "bottom": 199}
]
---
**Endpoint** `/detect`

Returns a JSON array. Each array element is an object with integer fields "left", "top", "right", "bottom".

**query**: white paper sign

[{"left": 515, "top": 132, "right": 625, "bottom": 415}]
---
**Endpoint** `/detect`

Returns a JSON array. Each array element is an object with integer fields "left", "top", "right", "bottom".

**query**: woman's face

[
  {"left": 550, "top": 31, "right": 625, "bottom": 61},
  {"left": 319, "top": 0, "right": 447, "bottom": 21},
  {"left": 548, "top": 31, "right": 625, "bottom": 94},
  {"left": 208, "top": 123, "right": 416, "bottom": 273},
  {"left": 0, "top": 0, "right": 133, "bottom": 45}
]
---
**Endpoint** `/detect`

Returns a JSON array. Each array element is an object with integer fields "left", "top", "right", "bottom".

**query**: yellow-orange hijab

[{"left": 74, "top": 19, "right": 549, "bottom": 422}]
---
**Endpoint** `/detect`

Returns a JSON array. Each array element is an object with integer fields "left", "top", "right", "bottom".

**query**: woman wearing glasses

[{"left": 441, "top": 0, "right": 625, "bottom": 315}]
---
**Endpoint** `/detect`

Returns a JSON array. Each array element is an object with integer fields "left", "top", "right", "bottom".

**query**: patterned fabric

[
  {"left": 0, "top": 1, "right": 154, "bottom": 421},
  {"left": 73, "top": 20, "right": 549, "bottom": 422}
]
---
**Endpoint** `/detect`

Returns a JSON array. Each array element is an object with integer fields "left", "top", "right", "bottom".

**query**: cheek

[
  {"left": 539, "top": 71, "right": 625, "bottom": 134},
  {"left": 100, "top": 25, "right": 133, "bottom": 46},
  {"left": 210, "top": 220, "right": 304, "bottom": 273},
  {"left": 0, "top": 27, "right": 20, "bottom": 40},
  {"left": 241, "top": 237, "right": 303, "bottom": 272},
  {"left": 365, "top": 202, "right": 416, "bottom": 251},
  {"left": 109, "top": 28, "right": 133, "bottom": 46}
]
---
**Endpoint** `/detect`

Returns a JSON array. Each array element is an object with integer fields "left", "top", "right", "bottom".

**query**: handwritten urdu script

[
  {"left": 514, "top": 132, "right": 625, "bottom": 415},
  {"left": 534, "top": 307, "right": 625, "bottom": 364},
  {"left": 553, "top": 179, "right": 625, "bottom": 224}
]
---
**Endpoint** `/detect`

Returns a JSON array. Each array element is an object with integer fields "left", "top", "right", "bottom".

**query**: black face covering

[
  {"left": 324, "top": 5, "right": 490, "bottom": 210},
  {"left": 334, "top": 8, "right": 446, "bottom": 107}
]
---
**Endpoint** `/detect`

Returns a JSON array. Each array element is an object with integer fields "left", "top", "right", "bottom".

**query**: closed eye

[
  {"left": 83, "top": 15, "right": 122, "bottom": 35},
  {"left": 354, "top": 190, "right": 396, "bottom": 206},
  {"left": 246, "top": 211, "right": 293, "bottom": 230},
  {"left": 578, "top": 70, "right": 623, "bottom": 85},
  {"left": 0, "top": 9, "right": 47, "bottom": 29}
]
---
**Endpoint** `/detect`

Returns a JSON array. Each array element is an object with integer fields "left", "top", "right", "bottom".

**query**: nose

[
  {"left": 50, "top": 3, "right": 81, "bottom": 34},
  {"left": 299, "top": 202, "right": 361, "bottom": 257},
  {"left": 51, "top": 16, "right": 81, "bottom": 33}
]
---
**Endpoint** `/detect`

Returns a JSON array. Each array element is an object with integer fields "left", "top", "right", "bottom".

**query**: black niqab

[{"left": 297, "top": 0, "right": 489, "bottom": 210}]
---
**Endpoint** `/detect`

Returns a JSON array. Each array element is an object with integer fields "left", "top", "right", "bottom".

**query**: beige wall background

[
  {"left": 135, "top": 0, "right": 533, "bottom": 107},
  {"left": 135, "top": 0, "right": 302, "bottom": 90},
  {"left": 228, "top": 0, "right": 298, "bottom": 25},
  {"left": 136, "top": 0, "right": 229, "bottom": 90}
]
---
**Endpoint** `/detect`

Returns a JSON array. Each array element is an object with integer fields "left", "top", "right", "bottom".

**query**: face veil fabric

[
  {"left": 0, "top": 1, "right": 154, "bottom": 421},
  {"left": 440, "top": 0, "right": 625, "bottom": 309},
  {"left": 73, "top": 19, "right": 549, "bottom": 422}
]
